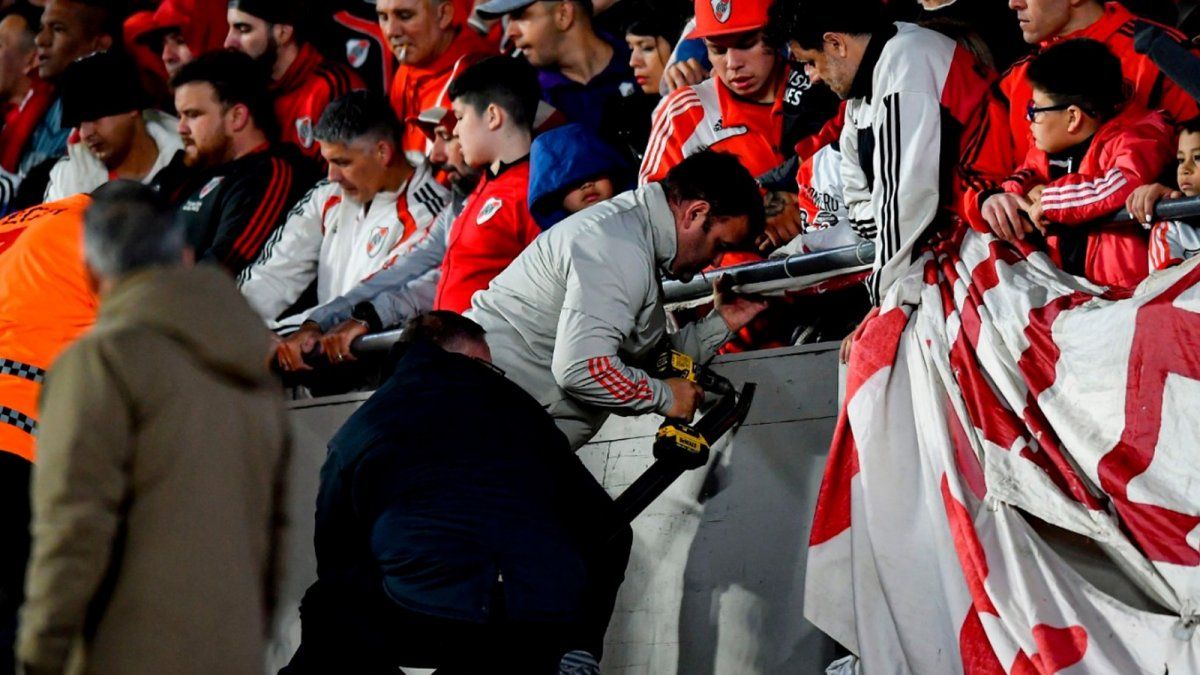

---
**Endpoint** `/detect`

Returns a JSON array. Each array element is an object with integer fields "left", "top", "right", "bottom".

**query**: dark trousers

[
  {"left": 0, "top": 453, "right": 32, "bottom": 675},
  {"left": 281, "top": 579, "right": 570, "bottom": 675},
  {"left": 282, "top": 526, "right": 631, "bottom": 675}
]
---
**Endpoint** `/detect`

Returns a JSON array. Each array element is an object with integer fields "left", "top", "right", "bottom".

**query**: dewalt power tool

[
  {"left": 613, "top": 346, "right": 756, "bottom": 523},
  {"left": 653, "top": 347, "right": 735, "bottom": 397}
]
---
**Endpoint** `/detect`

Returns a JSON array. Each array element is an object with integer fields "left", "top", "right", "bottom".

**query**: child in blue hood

[{"left": 528, "top": 123, "right": 635, "bottom": 229}]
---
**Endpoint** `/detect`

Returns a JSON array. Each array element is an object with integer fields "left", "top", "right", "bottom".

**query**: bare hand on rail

[
  {"left": 1126, "top": 183, "right": 1181, "bottom": 225},
  {"left": 981, "top": 192, "right": 1033, "bottom": 244},
  {"left": 276, "top": 322, "right": 322, "bottom": 372},
  {"left": 320, "top": 319, "right": 369, "bottom": 365},
  {"left": 713, "top": 275, "right": 769, "bottom": 332}
]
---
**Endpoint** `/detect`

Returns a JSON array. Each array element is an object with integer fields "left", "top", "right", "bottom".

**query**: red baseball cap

[{"left": 688, "top": 0, "right": 770, "bottom": 40}]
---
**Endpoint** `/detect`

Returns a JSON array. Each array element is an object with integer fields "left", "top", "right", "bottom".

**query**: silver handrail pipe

[{"left": 349, "top": 195, "right": 1200, "bottom": 354}]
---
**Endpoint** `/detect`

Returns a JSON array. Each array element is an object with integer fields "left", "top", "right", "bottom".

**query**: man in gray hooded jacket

[
  {"left": 468, "top": 150, "right": 767, "bottom": 449},
  {"left": 18, "top": 182, "right": 289, "bottom": 675}
]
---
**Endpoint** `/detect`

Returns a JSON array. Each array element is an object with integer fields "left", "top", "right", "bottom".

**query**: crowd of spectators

[{"left": 0, "top": 0, "right": 1195, "bottom": 670}]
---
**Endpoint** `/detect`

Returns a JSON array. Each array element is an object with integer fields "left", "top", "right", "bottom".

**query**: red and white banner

[{"left": 806, "top": 227, "right": 1200, "bottom": 673}]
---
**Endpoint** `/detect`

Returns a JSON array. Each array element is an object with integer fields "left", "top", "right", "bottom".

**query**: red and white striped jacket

[
  {"left": 639, "top": 74, "right": 784, "bottom": 185},
  {"left": 996, "top": 107, "right": 1176, "bottom": 287}
]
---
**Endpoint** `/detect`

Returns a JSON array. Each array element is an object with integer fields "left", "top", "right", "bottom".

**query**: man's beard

[
  {"left": 255, "top": 34, "right": 279, "bottom": 74},
  {"left": 183, "top": 136, "right": 231, "bottom": 169}
]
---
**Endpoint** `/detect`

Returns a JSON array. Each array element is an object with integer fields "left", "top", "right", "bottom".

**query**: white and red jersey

[
  {"left": 639, "top": 74, "right": 784, "bottom": 185},
  {"left": 237, "top": 159, "right": 449, "bottom": 326},
  {"left": 44, "top": 111, "right": 182, "bottom": 202},
  {"left": 841, "top": 22, "right": 1012, "bottom": 304},
  {"left": 773, "top": 143, "right": 864, "bottom": 257},
  {"left": 1149, "top": 219, "right": 1200, "bottom": 270}
]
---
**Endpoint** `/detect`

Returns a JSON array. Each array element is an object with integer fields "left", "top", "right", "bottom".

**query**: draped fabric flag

[{"left": 805, "top": 227, "right": 1200, "bottom": 673}]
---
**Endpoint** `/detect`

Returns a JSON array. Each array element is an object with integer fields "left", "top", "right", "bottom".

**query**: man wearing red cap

[
  {"left": 638, "top": 0, "right": 790, "bottom": 185},
  {"left": 225, "top": 0, "right": 364, "bottom": 166},
  {"left": 378, "top": 0, "right": 494, "bottom": 166}
]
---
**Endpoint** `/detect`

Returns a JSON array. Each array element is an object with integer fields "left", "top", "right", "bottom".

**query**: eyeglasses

[{"left": 1025, "top": 101, "right": 1072, "bottom": 122}]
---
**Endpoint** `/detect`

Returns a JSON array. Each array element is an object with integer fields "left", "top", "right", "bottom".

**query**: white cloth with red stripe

[
  {"left": 468, "top": 182, "right": 731, "bottom": 449},
  {"left": 806, "top": 226, "right": 1200, "bottom": 672},
  {"left": 1150, "top": 219, "right": 1200, "bottom": 271},
  {"left": 237, "top": 159, "right": 448, "bottom": 328},
  {"left": 44, "top": 110, "right": 182, "bottom": 202}
]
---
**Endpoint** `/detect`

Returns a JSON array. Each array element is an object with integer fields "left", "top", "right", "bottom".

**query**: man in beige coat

[{"left": 17, "top": 182, "right": 290, "bottom": 675}]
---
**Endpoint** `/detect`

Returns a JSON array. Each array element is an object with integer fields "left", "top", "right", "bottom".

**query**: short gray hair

[
  {"left": 84, "top": 180, "right": 185, "bottom": 279},
  {"left": 314, "top": 90, "right": 402, "bottom": 148}
]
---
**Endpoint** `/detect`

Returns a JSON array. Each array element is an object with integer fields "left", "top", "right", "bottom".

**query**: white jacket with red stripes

[
  {"left": 467, "top": 182, "right": 731, "bottom": 449},
  {"left": 237, "top": 159, "right": 448, "bottom": 328}
]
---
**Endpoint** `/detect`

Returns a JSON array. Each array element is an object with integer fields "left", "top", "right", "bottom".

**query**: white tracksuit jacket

[
  {"left": 237, "top": 160, "right": 448, "bottom": 326},
  {"left": 467, "top": 182, "right": 731, "bottom": 449},
  {"left": 44, "top": 110, "right": 183, "bottom": 201},
  {"left": 841, "top": 22, "right": 984, "bottom": 304}
]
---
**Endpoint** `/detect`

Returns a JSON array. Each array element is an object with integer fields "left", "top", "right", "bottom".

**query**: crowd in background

[{"left": 0, "top": 0, "right": 1196, "bottom": 671}]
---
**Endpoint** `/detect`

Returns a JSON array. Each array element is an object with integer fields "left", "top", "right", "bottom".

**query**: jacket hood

[
  {"left": 98, "top": 265, "right": 274, "bottom": 386},
  {"left": 528, "top": 123, "right": 634, "bottom": 229},
  {"left": 151, "top": 0, "right": 228, "bottom": 55}
]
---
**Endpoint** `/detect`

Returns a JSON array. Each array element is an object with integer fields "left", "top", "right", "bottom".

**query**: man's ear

[
  {"left": 94, "top": 34, "right": 114, "bottom": 53},
  {"left": 436, "top": 0, "right": 455, "bottom": 31},
  {"left": 273, "top": 23, "right": 294, "bottom": 46},
  {"left": 823, "top": 32, "right": 846, "bottom": 58},
  {"left": 683, "top": 199, "right": 710, "bottom": 229},
  {"left": 377, "top": 138, "right": 396, "bottom": 165},
  {"left": 226, "top": 102, "right": 251, "bottom": 133},
  {"left": 485, "top": 102, "right": 505, "bottom": 131},
  {"left": 554, "top": 0, "right": 575, "bottom": 30}
]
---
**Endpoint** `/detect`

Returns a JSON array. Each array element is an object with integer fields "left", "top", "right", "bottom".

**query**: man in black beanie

[
  {"left": 43, "top": 51, "right": 184, "bottom": 201},
  {"left": 224, "top": 0, "right": 363, "bottom": 166}
]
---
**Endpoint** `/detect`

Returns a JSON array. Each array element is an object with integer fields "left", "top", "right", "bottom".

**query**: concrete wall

[{"left": 273, "top": 343, "right": 843, "bottom": 674}]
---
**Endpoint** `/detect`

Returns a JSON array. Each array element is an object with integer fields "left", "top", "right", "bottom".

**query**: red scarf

[{"left": 0, "top": 78, "right": 56, "bottom": 173}]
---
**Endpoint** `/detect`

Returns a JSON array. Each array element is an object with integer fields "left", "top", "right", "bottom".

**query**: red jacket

[
  {"left": 435, "top": 159, "right": 542, "bottom": 313},
  {"left": 389, "top": 29, "right": 494, "bottom": 163},
  {"left": 272, "top": 44, "right": 364, "bottom": 162},
  {"left": 999, "top": 2, "right": 1199, "bottom": 162},
  {"left": 640, "top": 72, "right": 786, "bottom": 185},
  {"left": 1000, "top": 107, "right": 1176, "bottom": 287}
]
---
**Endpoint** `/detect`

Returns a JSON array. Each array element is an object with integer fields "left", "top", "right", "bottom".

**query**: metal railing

[
  {"left": 660, "top": 241, "right": 876, "bottom": 303},
  {"left": 349, "top": 194, "right": 1200, "bottom": 354}
]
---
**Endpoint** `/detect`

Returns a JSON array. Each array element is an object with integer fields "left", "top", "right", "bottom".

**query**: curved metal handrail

[{"left": 350, "top": 195, "right": 1200, "bottom": 354}]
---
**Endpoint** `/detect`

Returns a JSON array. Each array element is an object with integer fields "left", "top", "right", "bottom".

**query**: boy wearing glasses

[{"left": 978, "top": 38, "right": 1176, "bottom": 288}]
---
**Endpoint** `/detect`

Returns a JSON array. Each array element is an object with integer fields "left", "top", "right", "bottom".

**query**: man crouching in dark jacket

[{"left": 282, "top": 311, "right": 632, "bottom": 675}]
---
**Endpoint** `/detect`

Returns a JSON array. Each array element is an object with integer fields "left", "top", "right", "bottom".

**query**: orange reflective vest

[{"left": 0, "top": 194, "right": 97, "bottom": 462}]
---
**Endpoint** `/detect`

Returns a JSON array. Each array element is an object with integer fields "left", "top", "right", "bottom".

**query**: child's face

[
  {"left": 1177, "top": 131, "right": 1200, "bottom": 197},
  {"left": 450, "top": 99, "right": 489, "bottom": 168},
  {"left": 1027, "top": 88, "right": 1078, "bottom": 155},
  {"left": 562, "top": 177, "right": 615, "bottom": 213}
]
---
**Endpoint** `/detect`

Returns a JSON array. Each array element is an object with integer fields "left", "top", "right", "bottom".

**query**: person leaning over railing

[
  {"left": 466, "top": 149, "right": 768, "bottom": 450},
  {"left": 281, "top": 311, "right": 630, "bottom": 675},
  {"left": 974, "top": 39, "right": 1176, "bottom": 289}
]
